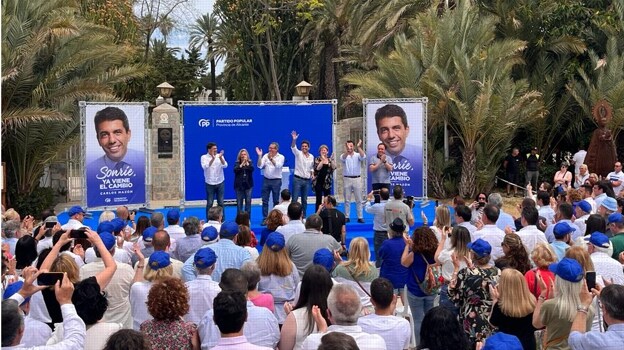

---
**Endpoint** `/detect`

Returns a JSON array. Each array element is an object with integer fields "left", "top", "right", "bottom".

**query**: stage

[{"left": 57, "top": 200, "right": 433, "bottom": 261}]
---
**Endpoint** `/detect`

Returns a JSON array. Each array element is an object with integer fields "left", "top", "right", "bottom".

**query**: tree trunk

[
  {"left": 459, "top": 146, "right": 477, "bottom": 198},
  {"left": 265, "top": 28, "right": 281, "bottom": 100},
  {"left": 209, "top": 42, "right": 216, "bottom": 101}
]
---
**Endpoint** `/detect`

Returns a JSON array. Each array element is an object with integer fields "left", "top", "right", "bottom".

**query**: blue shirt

[
  {"left": 86, "top": 148, "right": 146, "bottom": 207},
  {"left": 182, "top": 239, "right": 251, "bottom": 282},
  {"left": 551, "top": 241, "right": 570, "bottom": 262},
  {"left": 496, "top": 209, "right": 516, "bottom": 232},
  {"left": 568, "top": 323, "right": 624, "bottom": 350},
  {"left": 378, "top": 237, "right": 408, "bottom": 289},
  {"left": 545, "top": 219, "right": 582, "bottom": 243},
  {"left": 405, "top": 252, "right": 435, "bottom": 296}
]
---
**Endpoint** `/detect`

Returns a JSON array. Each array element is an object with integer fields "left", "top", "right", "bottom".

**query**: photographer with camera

[
  {"left": 365, "top": 189, "right": 390, "bottom": 267},
  {"left": 384, "top": 185, "right": 414, "bottom": 233}
]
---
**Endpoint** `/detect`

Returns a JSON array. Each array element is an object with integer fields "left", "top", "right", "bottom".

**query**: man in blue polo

[{"left": 550, "top": 222, "right": 575, "bottom": 261}]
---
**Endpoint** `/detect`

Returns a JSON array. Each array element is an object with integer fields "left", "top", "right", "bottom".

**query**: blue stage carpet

[{"left": 57, "top": 201, "right": 434, "bottom": 261}]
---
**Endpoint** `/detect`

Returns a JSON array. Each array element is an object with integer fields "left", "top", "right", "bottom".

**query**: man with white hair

[
  {"left": 585, "top": 232, "right": 624, "bottom": 285},
  {"left": 488, "top": 193, "right": 515, "bottom": 232},
  {"left": 301, "top": 284, "right": 386, "bottom": 350}
]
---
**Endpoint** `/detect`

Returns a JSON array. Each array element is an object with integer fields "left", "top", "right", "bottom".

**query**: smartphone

[
  {"left": 478, "top": 201, "right": 486, "bottom": 208},
  {"left": 37, "top": 272, "right": 64, "bottom": 286},
  {"left": 585, "top": 271, "right": 596, "bottom": 292},
  {"left": 69, "top": 229, "right": 88, "bottom": 239},
  {"left": 45, "top": 221, "right": 56, "bottom": 228}
]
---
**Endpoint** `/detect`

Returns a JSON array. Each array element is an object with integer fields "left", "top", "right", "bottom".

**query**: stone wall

[
  {"left": 333, "top": 117, "right": 365, "bottom": 201},
  {"left": 150, "top": 103, "right": 182, "bottom": 201}
]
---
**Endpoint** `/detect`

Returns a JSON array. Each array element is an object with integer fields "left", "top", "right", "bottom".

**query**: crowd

[{"left": 2, "top": 140, "right": 624, "bottom": 350}]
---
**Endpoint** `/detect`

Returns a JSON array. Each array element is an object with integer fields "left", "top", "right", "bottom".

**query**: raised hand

[
  {"left": 291, "top": 130, "right": 298, "bottom": 140},
  {"left": 255, "top": 147, "right": 263, "bottom": 157},
  {"left": 357, "top": 139, "right": 362, "bottom": 148},
  {"left": 219, "top": 150, "right": 224, "bottom": 158}
]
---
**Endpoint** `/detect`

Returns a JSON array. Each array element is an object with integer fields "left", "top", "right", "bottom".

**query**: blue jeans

[
  {"left": 292, "top": 176, "right": 310, "bottom": 216},
  {"left": 407, "top": 290, "right": 435, "bottom": 346},
  {"left": 205, "top": 182, "right": 224, "bottom": 219},
  {"left": 262, "top": 178, "right": 281, "bottom": 219},
  {"left": 373, "top": 230, "right": 388, "bottom": 268},
  {"left": 236, "top": 188, "right": 252, "bottom": 217}
]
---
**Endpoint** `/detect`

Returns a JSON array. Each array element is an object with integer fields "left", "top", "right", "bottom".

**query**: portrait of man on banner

[
  {"left": 85, "top": 104, "right": 146, "bottom": 207},
  {"left": 366, "top": 102, "right": 425, "bottom": 197}
]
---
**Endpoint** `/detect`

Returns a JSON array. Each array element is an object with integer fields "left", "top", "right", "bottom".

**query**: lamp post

[
  {"left": 156, "top": 82, "right": 174, "bottom": 106},
  {"left": 293, "top": 80, "right": 312, "bottom": 101}
]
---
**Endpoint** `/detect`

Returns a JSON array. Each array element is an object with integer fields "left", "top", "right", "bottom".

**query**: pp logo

[
  {"left": 198, "top": 119, "right": 211, "bottom": 127},
  {"left": 104, "top": 198, "right": 111, "bottom": 203}
]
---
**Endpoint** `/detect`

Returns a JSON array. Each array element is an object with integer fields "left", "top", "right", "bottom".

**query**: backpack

[{"left": 413, "top": 253, "right": 443, "bottom": 295}]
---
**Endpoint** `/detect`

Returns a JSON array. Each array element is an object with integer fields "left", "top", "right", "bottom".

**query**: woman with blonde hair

[
  {"left": 489, "top": 268, "right": 537, "bottom": 350},
  {"left": 430, "top": 205, "right": 451, "bottom": 243},
  {"left": 257, "top": 232, "right": 299, "bottom": 324},
  {"left": 334, "top": 237, "right": 379, "bottom": 310},
  {"left": 99, "top": 210, "right": 116, "bottom": 223},
  {"left": 525, "top": 243, "right": 558, "bottom": 298},
  {"left": 435, "top": 225, "right": 470, "bottom": 315},
  {"left": 233, "top": 148, "right": 254, "bottom": 217},
  {"left": 565, "top": 246, "right": 595, "bottom": 273},
  {"left": 533, "top": 258, "right": 594, "bottom": 349},
  {"left": 130, "top": 250, "right": 174, "bottom": 330}
]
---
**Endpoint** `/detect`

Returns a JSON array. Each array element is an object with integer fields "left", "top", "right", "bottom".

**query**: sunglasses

[{"left": 478, "top": 197, "right": 486, "bottom": 200}]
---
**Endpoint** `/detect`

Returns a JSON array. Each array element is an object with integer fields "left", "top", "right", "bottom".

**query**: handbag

[{"left": 412, "top": 253, "right": 443, "bottom": 295}]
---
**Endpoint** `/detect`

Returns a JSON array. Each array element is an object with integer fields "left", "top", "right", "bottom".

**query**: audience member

[
  {"left": 585, "top": 232, "right": 624, "bottom": 285},
  {"left": 378, "top": 218, "right": 408, "bottom": 295},
  {"left": 287, "top": 214, "right": 341, "bottom": 277},
  {"left": 435, "top": 225, "right": 470, "bottom": 315},
  {"left": 364, "top": 189, "right": 389, "bottom": 267},
  {"left": 495, "top": 233, "right": 531, "bottom": 274},
  {"left": 276, "top": 202, "right": 306, "bottom": 243},
  {"left": 525, "top": 243, "right": 557, "bottom": 298},
  {"left": 184, "top": 247, "right": 221, "bottom": 324},
  {"left": 418, "top": 306, "right": 470, "bottom": 350},
  {"left": 130, "top": 250, "right": 174, "bottom": 330},
  {"left": 241, "top": 261, "right": 275, "bottom": 313},
  {"left": 333, "top": 237, "right": 379, "bottom": 311},
  {"left": 473, "top": 204, "right": 505, "bottom": 263},
  {"left": 235, "top": 225, "right": 259, "bottom": 260},
  {"left": 515, "top": 206, "right": 548, "bottom": 254},
  {"left": 317, "top": 332, "right": 360, "bottom": 350},
  {"left": 103, "top": 329, "right": 150, "bottom": 350},
  {"left": 174, "top": 216, "right": 203, "bottom": 263}
]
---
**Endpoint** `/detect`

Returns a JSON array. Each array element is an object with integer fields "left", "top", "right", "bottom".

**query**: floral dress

[
  {"left": 447, "top": 266, "right": 500, "bottom": 344},
  {"left": 140, "top": 319, "right": 196, "bottom": 350}
]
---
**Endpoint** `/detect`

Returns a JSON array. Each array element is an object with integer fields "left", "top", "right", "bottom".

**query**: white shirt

[
  {"left": 276, "top": 220, "right": 306, "bottom": 243},
  {"left": 201, "top": 153, "right": 228, "bottom": 185},
  {"left": 474, "top": 224, "right": 505, "bottom": 264},
  {"left": 202, "top": 220, "right": 222, "bottom": 233},
  {"left": 358, "top": 314, "right": 411, "bottom": 350},
  {"left": 292, "top": 146, "right": 314, "bottom": 179},
  {"left": 198, "top": 301, "right": 280, "bottom": 350},
  {"left": 273, "top": 201, "right": 291, "bottom": 222},
  {"left": 184, "top": 275, "right": 221, "bottom": 324},
  {"left": 302, "top": 325, "right": 386, "bottom": 350},
  {"left": 84, "top": 247, "right": 131, "bottom": 265},
  {"left": 47, "top": 322, "right": 122, "bottom": 350},
  {"left": 22, "top": 315, "right": 52, "bottom": 347},
  {"left": 165, "top": 224, "right": 186, "bottom": 252},
  {"left": 607, "top": 170, "right": 624, "bottom": 194},
  {"left": 36, "top": 236, "right": 54, "bottom": 254},
  {"left": 575, "top": 214, "right": 590, "bottom": 236},
  {"left": 129, "top": 281, "right": 153, "bottom": 330},
  {"left": 60, "top": 219, "right": 85, "bottom": 230},
  {"left": 539, "top": 206, "right": 556, "bottom": 226},
  {"left": 80, "top": 259, "right": 134, "bottom": 329},
  {"left": 340, "top": 152, "right": 365, "bottom": 177},
  {"left": 590, "top": 251, "right": 624, "bottom": 285},
  {"left": 595, "top": 193, "right": 607, "bottom": 210},
  {"left": 258, "top": 153, "right": 285, "bottom": 179},
  {"left": 584, "top": 197, "right": 597, "bottom": 214},
  {"left": 458, "top": 221, "right": 477, "bottom": 240},
  {"left": 572, "top": 150, "right": 587, "bottom": 175},
  {"left": 516, "top": 225, "right": 548, "bottom": 255}
]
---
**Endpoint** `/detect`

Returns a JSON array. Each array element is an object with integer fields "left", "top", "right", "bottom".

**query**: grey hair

[
  {"left": 488, "top": 193, "right": 504, "bottom": 209},
  {"left": 1, "top": 299, "right": 23, "bottom": 347},
  {"left": 150, "top": 212, "right": 164, "bottom": 228},
  {"left": 2, "top": 221, "right": 21, "bottom": 239},
  {"left": 327, "top": 284, "right": 362, "bottom": 325},
  {"left": 183, "top": 217, "right": 201, "bottom": 236},
  {"left": 240, "top": 261, "right": 261, "bottom": 291},
  {"left": 304, "top": 214, "right": 323, "bottom": 231}
]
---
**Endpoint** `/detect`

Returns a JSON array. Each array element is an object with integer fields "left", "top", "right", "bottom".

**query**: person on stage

[
  {"left": 369, "top": 142, "right": 393, "bottom": 201},
  {"left": 234, "top": 148, "right": 254, "bottom": 217},
  {"left": 257, "top": 142, "right": 285, "bottom": 226},
  {"left": 291, "top": 131, "right": 314, "bottom": 217},
  {"left": 201, "top": 142, "right": 228, "bottom": 221},
  {"left": 340, "top": 140, "right": 366, "bottom": 223},
  {"left": 313, "top": 145, "right": 336, "bottom": 212}
]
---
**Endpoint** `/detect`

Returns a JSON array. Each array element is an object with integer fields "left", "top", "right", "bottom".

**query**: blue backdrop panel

[{"left": 183, "top": 103, "right": 334, "bottom": 202}]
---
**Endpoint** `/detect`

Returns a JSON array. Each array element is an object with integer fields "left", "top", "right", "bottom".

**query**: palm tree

[
  {"left": 1, "top": 0, "right": 147, "bottom": 208},
  {"left": 345, "top": 1, "right": 542, "bottom": 197},
  {"left": 190, "top": 12, "right": 220, "bottom": 101}
]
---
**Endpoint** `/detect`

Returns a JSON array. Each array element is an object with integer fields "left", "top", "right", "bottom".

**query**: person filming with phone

[{"left": 585, "top": 232, "right": 624, "bottom": 285}]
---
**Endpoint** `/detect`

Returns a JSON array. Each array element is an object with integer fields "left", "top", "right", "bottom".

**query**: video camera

[{"left": 403, "top": 195, "right": 415, "bottom": 208}]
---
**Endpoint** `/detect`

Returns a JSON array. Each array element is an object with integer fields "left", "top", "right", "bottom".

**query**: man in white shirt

[
  {"left": 573, "top": 200, "right": 592, "bottom": 236},
  {"left": 537, "top": 191, "right": 556, "bottom": 225},
  {"left": 544, "top": 202, "right": 582, "bottom": 243},
  {"left": 607, "top": 162, "right": 624, "bottom": 195},
  {"left": 358, "top": 277, "right": 411, "bottom": 350},
  {"left": 572, "top": 149, "right": 587, "bottom": 177},
  {"left": 199, "top": 268, "right": 279, "bottom": 349},
  {"left": 514, "top": 206, "right": 548, "bottom": 254},
  {"left": 184, "top": 247, "right": 221, "bottom": 324},
  {"left": 586, "top": 232, "right": 624, "bottom": 285},
  {"left": 256, "top": 142, "right": 285, "bottom": 225},
  {"left": 276, "top": 202, "right": 306, "bottom": 243},
  {"left": 574, "top": 164, "right": 590, "bottom": 189},
  {"left": 147, "top": 230, "right": 184, "bottom": 278},
  {"left": 164, "top": 208, "right": 185, "bottom": 253},
  {"left": 578, "top": 183, "right": 597, "bottom": 213},
  {"left": 364, "top": 189, "right": 389, "bottom": 267},
  {"left": 455, "top": 204, "right": 477, "bottom": 239},
  {"left": 201, "top": 142, "right": 228, "bottom": 221},
  {"left": 302, "top": 284, "right": 386, "bottom": 350},
  {"left": 61, "top": 206, "right": 87, "bottom": 230},
  {"left": 80, "top": 232, "right": 133, "bottom": 329},
  {"left": 291, "top": 131, "right": 314, "bottom": 217},
  {"left": 593, "top": 181, "right": 610, "bottom": 209},
  {"left": 202, "top": 206, "right": 223, "bottom": 232},
  {"left": 474, "top": 204, "right": 506, "bottom": 264},
  {"left": 272, "top": 189, "right": 292, "bottom": 222},
  {"left": 488, "top": 193, "right": 515, "bottom": 232},
  {"left": 340, "top": 139, "right": 366, "bottom": 223}
]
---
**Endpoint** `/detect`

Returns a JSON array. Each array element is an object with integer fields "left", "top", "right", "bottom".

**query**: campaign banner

[
  {"left": 182, "top": 102, "right": 334, "bottom": 201},
  {"left": 364, "top": 99, "right": 427, "bottom": 198},
  {"left": 82, "top": 103, "right": 148, "bottom": 208}
]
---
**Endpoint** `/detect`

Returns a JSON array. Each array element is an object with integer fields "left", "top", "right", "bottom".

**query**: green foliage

[{"left": 10, "top": 186, "right": 56, "bottom": 217}]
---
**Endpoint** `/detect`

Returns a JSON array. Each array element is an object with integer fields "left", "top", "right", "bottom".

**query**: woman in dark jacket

[
  {"left": 313, "top": 144, "right": 335, "bottom": 212},
  {"left": 234, "top": 148, "right": 254, "bottom": 217}
]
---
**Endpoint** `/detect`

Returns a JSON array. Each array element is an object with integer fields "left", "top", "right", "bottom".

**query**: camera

[
  {"left": 403, "top": 195, "right": 415, "bottom": 208},
  {"left": 478, "top": 201, "right": 486, "bottom": 208}
]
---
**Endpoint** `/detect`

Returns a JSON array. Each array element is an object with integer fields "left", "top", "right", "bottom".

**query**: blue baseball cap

[
  {"left": 608, "top": 212, "right": 623, "bottom": 224},
  {"left": 573, "top": 200, "right": 592, "bottom": 214},
  {"left": 585, "top": 232, "right": 610, "bottom": 249},
  {"left": 194, "top": 247, "right": 217, "bottom": 269},
  {"left": 549, "top": 257, "right": 583, "bottom": 282},
  {"left": 142, "top": 226, "right": 157, "bottom": 243},
  {"left": 167, "top": 209, "right": 180, "bottom": 222},
  {"left": 201, "top": 226, "right": 219, "bottom": 243},
  {"left": 99, "top": 232, "right": 116, "bottom": 251},
  {"left": 68, "top": 206, "right": 86, "bottom": 217},
  {"left": 148, "top": 251, "right": 171, "bottom": 270},
  {"left": 313, "top": 248, "right": 335, "bottom": 273},
  {"left": 467, "top": 238, "right": 492, "bottom": 258},
  {"left": 97, "top": 221, "right": 115, "bottom": 234},
  {"left": 553, "top": 222, "right": 576, "bottom": 238},
  {"left": 219, "top": 221, "right": 239, "bottom": 238},
  {"left": 265, "top": 232, "right": 286, "bottom": 252},
  {"left": 601, "top": 197, "right": 618, "bottom": 212},
  {"left": 3, "top": 281, "right": 30, "bottom": 305},
  {"left": 110, "top": 218, "right": 126, "bottom": 233},
  {"left": 482, "top": 332, "right": 523, "bottom": 350}
]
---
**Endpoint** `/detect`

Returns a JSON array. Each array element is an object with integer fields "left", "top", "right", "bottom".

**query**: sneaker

[
  {"left": 345, "top": 218, "right": 351, "bottom": 223},
  {"left": 357, "top": 218, "right": 365, "bottom": 223}
]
